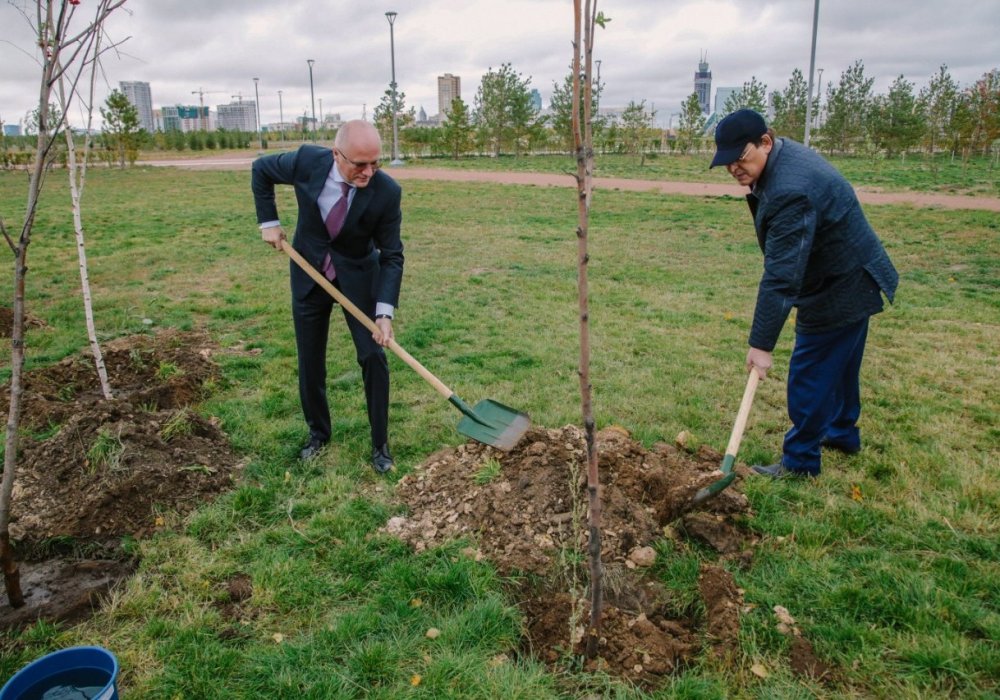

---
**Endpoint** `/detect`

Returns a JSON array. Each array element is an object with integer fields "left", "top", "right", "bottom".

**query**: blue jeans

[{"left": 783, "top": 317, "right": 870, "bottom": 474}]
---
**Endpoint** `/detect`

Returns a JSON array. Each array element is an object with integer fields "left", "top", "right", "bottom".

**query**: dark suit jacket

[
  {"left": 251, "top": 145, "right": 404, "bottom": 306},
  {"left": 746, "top": 138, "right": 898, "bottom": 351}
]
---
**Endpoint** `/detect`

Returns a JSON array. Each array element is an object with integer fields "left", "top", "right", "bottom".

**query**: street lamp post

[
  {"left": 307, "top": 59, "right": 316, "bottom": 141},
  {"left": 277, "top": 89, "right": 284, "bottom": 142},
  {"left": 253, "top": 77, "right": 262, "bottom": 150},
  {"left": 385, "top": 11, "right": 403, "bottom": 165},
  {"left": 319, "top": 97, "right": 323, "bottom": 136},
  {"left": 803, "top": 0, "right": 820, "bottom": 148}
]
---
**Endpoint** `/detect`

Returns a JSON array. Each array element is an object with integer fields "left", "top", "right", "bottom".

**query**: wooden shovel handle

[
  {"left": 725, "top": 370, "right": 760, "bottom": 457},
  {"left": 281, "top": 240, "right": 454, "bottom": 399}
]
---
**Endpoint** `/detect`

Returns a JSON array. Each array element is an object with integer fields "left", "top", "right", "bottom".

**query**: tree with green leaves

[
  {"left": 918, "top": 65, "right": 958, "bottom": 155},
  {"left": 441, "top": 97, "right": 474, "bottom": 158},
  {"left": 549, "top": 65, "right": 603, "bottom": 153},
  {"left": 372, "top": 87, "right": 416, "bottom": 154},
  {"left": 100, "top": 89, "right": 141, "bottom": 168},
  {"left": 869, "top": 75, "right": 923, "bottom": 158},
  {"left": 620, "top": 99, "right": 655, "bottom": 165},
  {"left": 723, "top": 76, "right": 768, "bottom": 115},
  {"left": 770, "top": 69, "right": 809, "bottom": 142},
  {"left": 967, "top": 69, "right": 1000, "bottom": 156},
  {"left": 822, "top": 60, "right": 875, "bottom": 154},
  {"left": 675, "top": 93, "right": 706, "bottom": 154},
  {"left": 474, "top": 63, "right": 538, "bottom": 157}
]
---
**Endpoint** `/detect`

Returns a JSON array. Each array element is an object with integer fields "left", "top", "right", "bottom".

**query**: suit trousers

[
  {"left": 292, "top": 282, "right": 390, "bottom": 449},
  {"left": 782, "top": 317, "right": 869, "bottom": 474}
]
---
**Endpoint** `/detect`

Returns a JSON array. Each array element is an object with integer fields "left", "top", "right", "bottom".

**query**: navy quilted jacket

[{"left": 746, "top": 138, "right": 898, "bottom": 351}]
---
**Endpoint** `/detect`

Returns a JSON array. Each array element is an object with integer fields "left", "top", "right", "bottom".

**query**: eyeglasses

[
  {"left": 736, "top": 142, "right": 756, "bottom": 163},
  {"left": 335, "top": 149, "right": 380, "bottom": 171}
]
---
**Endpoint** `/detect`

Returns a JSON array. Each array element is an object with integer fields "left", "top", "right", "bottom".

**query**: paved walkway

[{"left": 140, "top": 155, "right": 1000, "bottom": 212}]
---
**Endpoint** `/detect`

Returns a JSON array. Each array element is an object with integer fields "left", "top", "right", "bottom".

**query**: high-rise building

[
  {"left": 437, "top": 73, "right": 461, "bottom": 117},
  {"left": 161, "top": 105, "right": 210, "bottom": 132},
  {"left": 694, "top": 53, "right": 712, "bottom": 115},
  {"left": 529, "top": 89, "right": 542, "bottom": 112},
  {"left": 217, "top": 100, "right": 257, "bottom": 132},
  {"left": 119, "top": 81, "right": 155, "bottom": 132}
]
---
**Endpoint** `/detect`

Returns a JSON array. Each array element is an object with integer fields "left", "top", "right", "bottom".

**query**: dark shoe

[
  {"left": 751, "top": 463, "right": 813, "bottom": 479},
  {"left": 299, "top": 438, "right": 327, "bottom": 461},
  {"left": 821, "top": 438, "right": 861, "bottom": 455},
  {"left": 372, "top": 444, "right": 394, "bottom": 474}
]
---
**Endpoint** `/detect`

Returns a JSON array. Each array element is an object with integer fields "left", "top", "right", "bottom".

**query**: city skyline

[{"left": 1, "top": 1, "right": 997, "bottom": 131}]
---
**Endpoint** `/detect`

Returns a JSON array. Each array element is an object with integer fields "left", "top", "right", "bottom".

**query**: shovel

[
  {"left": 281, "top": 240, "right": 530, "bottom": 451},
  {"left": 691, "top": 369, "right": 760, "bottom": 505}
]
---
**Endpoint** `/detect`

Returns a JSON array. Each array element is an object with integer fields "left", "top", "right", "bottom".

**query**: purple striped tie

[{"left": 321, "top": 181, "right": 350, "bottom": 281}]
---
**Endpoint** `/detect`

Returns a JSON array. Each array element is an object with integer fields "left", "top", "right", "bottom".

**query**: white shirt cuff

[{"left": 375, "top": 303, "right": 394, "bottom": 319}]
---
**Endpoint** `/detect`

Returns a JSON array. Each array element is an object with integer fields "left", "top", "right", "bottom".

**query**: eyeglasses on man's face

[
  {"left": 736, "top": 142, "right": 756, "bottom": 163},
  {"left": 336, "top": 148, "right": 380, "bottom": 171}
]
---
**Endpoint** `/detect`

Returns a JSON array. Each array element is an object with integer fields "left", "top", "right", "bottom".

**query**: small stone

[{"left": 628, "top": 546, "right": 657, "bottom": 567}]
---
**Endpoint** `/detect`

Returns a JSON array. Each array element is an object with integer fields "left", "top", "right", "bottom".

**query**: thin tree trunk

[
  {"left": 57, "top": 44, "right": 114, "bottom": 400},
  {"left": 571, "top": 0, "right": 603, "bottom": 659},
  {"left": 1, "top": 92, "right": 51, "bottom": 611}
]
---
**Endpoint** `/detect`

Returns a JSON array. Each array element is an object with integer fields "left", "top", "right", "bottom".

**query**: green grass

[{"left": 1, "top": 163, "right": 997, "bottom": 698}]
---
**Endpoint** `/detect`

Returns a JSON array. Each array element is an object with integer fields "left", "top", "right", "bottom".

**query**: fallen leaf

[
  {"left": 272, "top": 633, "right": 284, "bottom": 644},
  {"left": 851, "top": 484, "right": 863, "bottom": 502},
  {"left": 425, "top": 627, "right": 441, "bottom": 640},
  {"left": 750, "top": 662, "right": 769, "bottom": 678},
  {"left": 410, "top": 674, "right": 421, "bottom": 687},
  {"left": 410, "top": 598, "right": 423, "bottom": 608}
]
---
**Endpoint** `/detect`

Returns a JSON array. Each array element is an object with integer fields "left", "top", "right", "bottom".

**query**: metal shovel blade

[{"left": 453, "top": 397, "right": 531, "bottom": 451}]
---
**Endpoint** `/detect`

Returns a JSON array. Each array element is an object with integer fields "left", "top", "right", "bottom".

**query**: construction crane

[{"left": 190, "top": 88, "right": 224, "bottom": 131}]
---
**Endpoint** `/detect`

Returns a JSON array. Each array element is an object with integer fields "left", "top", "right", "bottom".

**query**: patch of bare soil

[
  {"left": 387, "top": 425, "right": 762, "bottom": 688},
  {"left": 1, "top": 329, "right": 243, "bottom": 631}
]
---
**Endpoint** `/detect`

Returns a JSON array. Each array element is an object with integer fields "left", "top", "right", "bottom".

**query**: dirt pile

[
  {"left": 1, "top": 329, "right": 243, "bottom": 630},
  {"left": 388, "top": 425, "right": 758, "bottom": 687}
]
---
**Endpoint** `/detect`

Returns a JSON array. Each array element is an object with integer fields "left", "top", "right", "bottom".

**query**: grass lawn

[{"left": 0, "top": 163, "right": 997, "bottom": 698}]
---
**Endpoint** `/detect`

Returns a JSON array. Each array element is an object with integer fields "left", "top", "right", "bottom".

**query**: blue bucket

[{"left": 0, "top": 646, "right": 118, "bottom": 700}]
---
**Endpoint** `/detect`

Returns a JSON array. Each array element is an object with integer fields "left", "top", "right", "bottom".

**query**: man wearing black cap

[{"left": 710, "top": 109, "right": 898, "bottom": 478}]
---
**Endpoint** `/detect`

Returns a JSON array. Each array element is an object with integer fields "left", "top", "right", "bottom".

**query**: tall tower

[
  {"left": 694, "top": 52, "right": 712, "bottom": 115},
  {"left": 119, "top": 81, "right": 155, "bottom": 132},
  {"left": 437, "top": 73, "right": 461, "bottom": 117}
]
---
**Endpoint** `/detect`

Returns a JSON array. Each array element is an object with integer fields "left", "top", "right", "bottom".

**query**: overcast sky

[{"left": 1, "top": 0, "right": 998, "bottom": 130}]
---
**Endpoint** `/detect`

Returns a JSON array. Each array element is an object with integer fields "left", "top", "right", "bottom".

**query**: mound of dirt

[
  {"left": 1, "top": 329, "right": 244, "bottom": 631},
  {"left": 388, "top": 425, "right": 758, "bottom": 687}
]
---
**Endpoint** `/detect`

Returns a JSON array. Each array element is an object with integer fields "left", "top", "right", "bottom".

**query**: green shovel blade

[{"left": 451, "top": 396, "right": 531, "bottom": 451}]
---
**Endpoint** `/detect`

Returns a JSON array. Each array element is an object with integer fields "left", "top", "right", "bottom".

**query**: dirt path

[{"left": 140, "top": 153, "right": 1000, "bottom": 211}]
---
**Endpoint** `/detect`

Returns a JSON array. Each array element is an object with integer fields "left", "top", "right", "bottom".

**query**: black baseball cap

[{"left": 710, "top": 109, "right": 768, "bottom": 168}]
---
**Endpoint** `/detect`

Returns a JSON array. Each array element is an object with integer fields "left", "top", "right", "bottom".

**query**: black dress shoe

[
  {"left": 371, "top": 444, "right": 394, "bottom": 474},
  {"left": 751, "top": 463, "right": 814, "bottom": 479},
  {"left": 299, "top": 438, "right": 327, "bottom": 461}
]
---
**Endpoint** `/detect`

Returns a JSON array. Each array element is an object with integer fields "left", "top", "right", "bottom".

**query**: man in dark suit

[
  {"left": 710, "top": 109, "right": 898, "bottom": 478},
  {"left": 251, "top": 120, "right": 404, "bottom": 473}
]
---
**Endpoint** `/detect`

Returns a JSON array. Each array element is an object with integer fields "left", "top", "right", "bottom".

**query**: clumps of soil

[
  {"left": 1, "top": 329, "right": 243, "bottom": 631},
  {"left": 387, "top": 425, "right": 759, "bottom": 687}
]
